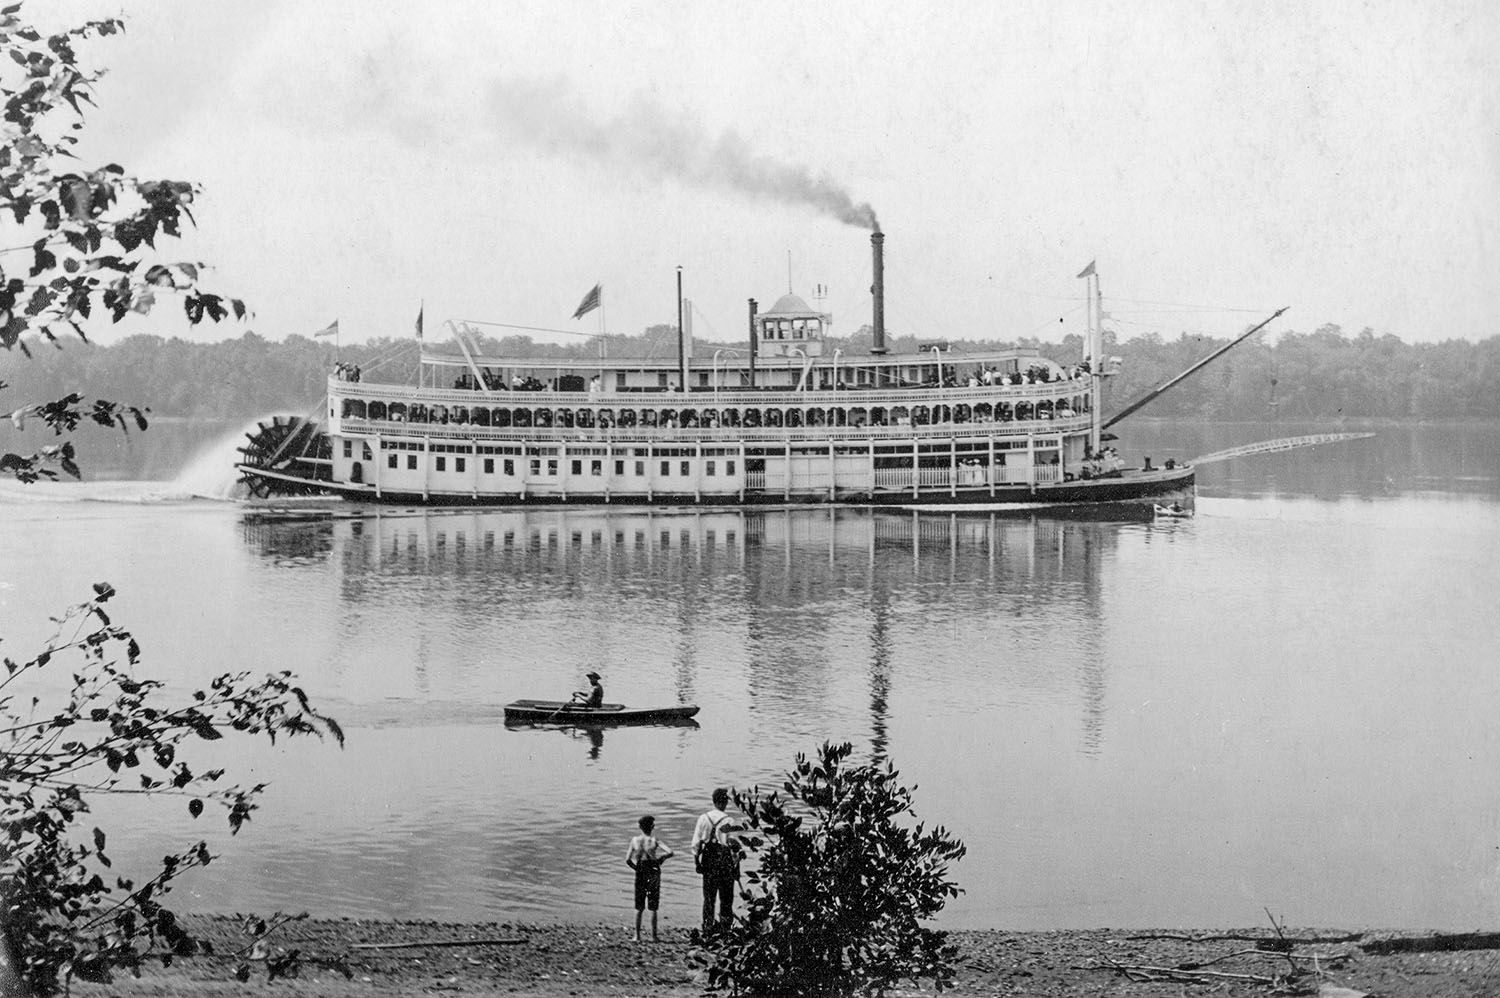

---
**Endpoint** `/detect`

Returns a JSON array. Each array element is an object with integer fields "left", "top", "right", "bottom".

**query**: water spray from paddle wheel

[{"left": 236, "top": 415, "right": 333, "bottom": 497}]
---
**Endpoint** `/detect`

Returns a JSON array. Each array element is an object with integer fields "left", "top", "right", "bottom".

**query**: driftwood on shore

[
  {"left": 1127, "top": 931, "right": 1364, "bottom": 949},
  {"left": 1128, "top": 929, "right": 1500, "bottom": 956},
  {"left": 1086, "top": 954, "right": 1282, "bottom": 987},
  {"left": 351, "top": 937, "right": 527, "bottom": 951},
  {"left": 1358, "top": 931, "right": 1500, "bottom": 955}
]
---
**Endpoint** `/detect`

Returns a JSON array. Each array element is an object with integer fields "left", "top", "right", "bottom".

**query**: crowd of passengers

[
  {"left": 333, "top": 362, "right": 362, "bottom": 382},
  {"left": 958, "top": 360, "right": 1090, "bottom": 387},
  {"left": 453, "top": 371, "right": 549, "bottom": 391}
]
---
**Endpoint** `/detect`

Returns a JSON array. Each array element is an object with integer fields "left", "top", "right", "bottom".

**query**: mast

[
  {"left": 1090, "top": 270, "right": 1103, "bottom": 455},
  {"left": 1102, "top": 307, "right": 1289, "bottom": 430},
  {"left": 676, "top": 266, "right": 686, "bottom": 392}
]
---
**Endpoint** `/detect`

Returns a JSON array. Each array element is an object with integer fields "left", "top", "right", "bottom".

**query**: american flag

[{"left": 571, "top": 283, "right": 602, "bottom": 320}]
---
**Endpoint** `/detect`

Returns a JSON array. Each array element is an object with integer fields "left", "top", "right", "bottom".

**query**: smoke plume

[{"left": 486, "top": 78, "right": 879, "bottom": 230}]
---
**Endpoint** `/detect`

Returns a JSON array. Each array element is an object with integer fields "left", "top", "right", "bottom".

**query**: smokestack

[{"left": 870, "top": 231, "right": 886, "bottom": 355}]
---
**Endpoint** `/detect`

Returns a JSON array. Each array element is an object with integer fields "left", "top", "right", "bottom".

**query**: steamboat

[{"left": 237, "top": 233, "right": 1258, "bottom": 508}]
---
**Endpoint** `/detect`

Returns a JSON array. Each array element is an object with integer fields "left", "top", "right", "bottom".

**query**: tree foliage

[
  {"left": 5, "top": 324, "right": 1498, "bottom": 432},
  {"left": 1, "top": 2, "right": 245, "bottom": 483},
  {"left": 0, "top": 585, "right": 344, "bottom": 994},
  {"left": 705, "top": 742, "right": 966, "bottom": 998}
]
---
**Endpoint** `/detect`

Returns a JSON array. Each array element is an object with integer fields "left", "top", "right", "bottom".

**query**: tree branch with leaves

[
  {"left": 1, "top": 583, "right": 344, "bottom": 995},
  {"left": 1, "top": 2, "right": 246, "bottom": 483}
]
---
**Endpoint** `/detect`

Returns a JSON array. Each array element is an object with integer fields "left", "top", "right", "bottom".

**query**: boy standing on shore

[{"left": 626, "top": 815, "right": 675, "bottom": 942}]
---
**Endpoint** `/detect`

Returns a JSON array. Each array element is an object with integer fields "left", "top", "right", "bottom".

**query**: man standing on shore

[{"left": 690, "top": 788, "right": 742, "bottom": 936}]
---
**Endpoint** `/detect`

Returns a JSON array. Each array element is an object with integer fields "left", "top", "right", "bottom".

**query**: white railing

[
  {"left": 867, "top": 464, "right": 1054, "bottom": 490},
  {"left": 328, "top": 376, "right": 1093, "bottom": 411}
]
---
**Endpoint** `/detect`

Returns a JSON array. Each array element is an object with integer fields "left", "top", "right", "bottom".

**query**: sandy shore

[{"left": 62, "top": 916, "right": 1500, "bottom": 997}]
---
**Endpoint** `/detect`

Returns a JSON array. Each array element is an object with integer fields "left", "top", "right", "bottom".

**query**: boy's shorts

[{"left": 634, "top": 865, "right": 661, "bottom": 911}]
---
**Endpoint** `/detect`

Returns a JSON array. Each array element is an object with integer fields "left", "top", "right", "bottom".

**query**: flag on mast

[
  {"left": 313, "top": 320, "right": 339, "bottom": 338},
  {"left": 415, "top": 303, "right": 424, "bottom": 340},
  {"left": 1076, "top": 260, "right": 1096, "bottom": 279},
  {"left": 571, "top": 283, "right": 602, "bottom": 320}
]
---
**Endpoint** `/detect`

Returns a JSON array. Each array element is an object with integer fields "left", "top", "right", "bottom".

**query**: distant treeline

[{"left": 3, "top": 323, "right": 1497, "bottom": 421}]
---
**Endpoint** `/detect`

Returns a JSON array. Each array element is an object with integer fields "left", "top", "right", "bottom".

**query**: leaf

[
  {"left": 188, "top": 798, "right": 203, "bottom": 818},
  {"left": 93, "top": 827, "right": 106, "bottom": 853}
]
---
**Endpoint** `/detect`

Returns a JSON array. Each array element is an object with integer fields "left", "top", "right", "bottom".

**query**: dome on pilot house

[{"left": 763, "top": 292, "right": 817, "bottom": 316}]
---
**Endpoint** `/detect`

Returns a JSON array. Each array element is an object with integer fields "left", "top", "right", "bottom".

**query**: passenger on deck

[{"left": 573, "top": 671, "right": 604, "bottom": 708}]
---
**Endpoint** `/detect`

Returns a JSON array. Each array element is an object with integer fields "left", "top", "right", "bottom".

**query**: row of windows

[
  {"left": 341, "top": 398, "right": 1087, "bottom": 429},
  {"left": 380, "top": 453, "right": 739, "bottom": 478},
  {"left": 362, "top": 438, "right": 1039, "bottom": 463}
]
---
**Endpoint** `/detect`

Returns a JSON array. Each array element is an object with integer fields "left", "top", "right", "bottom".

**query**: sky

[{"left": 38, "top": 0, "right": 1500, "bottom": 349}]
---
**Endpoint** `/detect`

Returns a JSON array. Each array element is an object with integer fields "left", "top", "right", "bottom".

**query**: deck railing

[{"left": 328, "top": 376, "right": 1093, "bottom": 411}]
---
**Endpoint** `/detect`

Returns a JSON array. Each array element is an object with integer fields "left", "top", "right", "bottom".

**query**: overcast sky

[{"left": 46, "top": 0, "right": 1500, "bottom": 348}]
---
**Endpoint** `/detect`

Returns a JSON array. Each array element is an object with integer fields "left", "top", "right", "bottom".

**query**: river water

[{"left": 1, "top": 419, "right": 1497, "bottom": 930}]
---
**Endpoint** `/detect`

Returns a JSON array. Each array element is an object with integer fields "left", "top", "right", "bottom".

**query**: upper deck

[{"left": 328, "top": 368, "right": 1099, "bottom": 446}]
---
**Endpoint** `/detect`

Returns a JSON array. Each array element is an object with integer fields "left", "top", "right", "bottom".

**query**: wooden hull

[
  {"left": 502, "top": 699, "right": 701, "bottom": 725},
  {"left": 238, "top": 461, "right": 1194, "bottom": 508}
]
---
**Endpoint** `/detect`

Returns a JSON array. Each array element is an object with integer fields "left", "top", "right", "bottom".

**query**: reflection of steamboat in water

[
  {"left": 243, "top": 506, "right": 1118, "bottom": 754},
  {"left": 236, "top": 236, "right": 1248, "bottom": 507}
]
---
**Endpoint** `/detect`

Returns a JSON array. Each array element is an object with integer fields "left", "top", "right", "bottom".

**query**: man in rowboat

[{"left": 572, "top": 671, "right": 604, "bottom": 708}]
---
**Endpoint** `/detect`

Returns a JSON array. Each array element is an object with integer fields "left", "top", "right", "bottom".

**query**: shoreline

[{"left": 67, "top": 915, "right": 1500, "bottom": 997}]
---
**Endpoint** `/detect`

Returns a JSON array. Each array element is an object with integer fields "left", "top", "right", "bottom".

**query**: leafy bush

[
  {"left": 705, "top": 742, "right": 966, "bottom": 998},
  {"left": 0, "top": 585, "right": 343, "bottom": 995}
]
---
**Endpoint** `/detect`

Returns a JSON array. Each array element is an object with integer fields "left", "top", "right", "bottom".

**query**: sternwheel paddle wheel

[{"left": 236, "top": 415, "right": 334, "bottom": 498}]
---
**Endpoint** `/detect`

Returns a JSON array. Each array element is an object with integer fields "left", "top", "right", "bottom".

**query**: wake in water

[
  {"left": 172, "top": 416, "right": 283, "bottom": 500},
  {"left": 0, "top": 416, "right": 301, "bottom": 505}
]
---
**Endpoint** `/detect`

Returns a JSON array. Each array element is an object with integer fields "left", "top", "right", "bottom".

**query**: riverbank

[{"left": 69, "top": 916, "right": 1499, "bottom": 997}]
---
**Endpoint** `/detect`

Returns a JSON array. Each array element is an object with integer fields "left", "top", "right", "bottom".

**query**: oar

[{"left": 542, "top": 697, "right": 587, "bottom": 723}]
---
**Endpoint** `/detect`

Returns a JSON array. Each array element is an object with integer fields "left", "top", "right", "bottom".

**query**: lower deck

[{"left": 243, "top": 431, "right": 1192, "bottom": 506}]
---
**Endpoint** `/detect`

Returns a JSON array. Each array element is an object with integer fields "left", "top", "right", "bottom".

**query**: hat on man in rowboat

[{"left": 586, "top": 671, "right": 601, "bottom": 681}]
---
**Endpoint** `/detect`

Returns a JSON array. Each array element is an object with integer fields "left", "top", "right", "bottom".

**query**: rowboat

[{"left": 502, "top": 699, "right": 701, "bottom": 725}]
